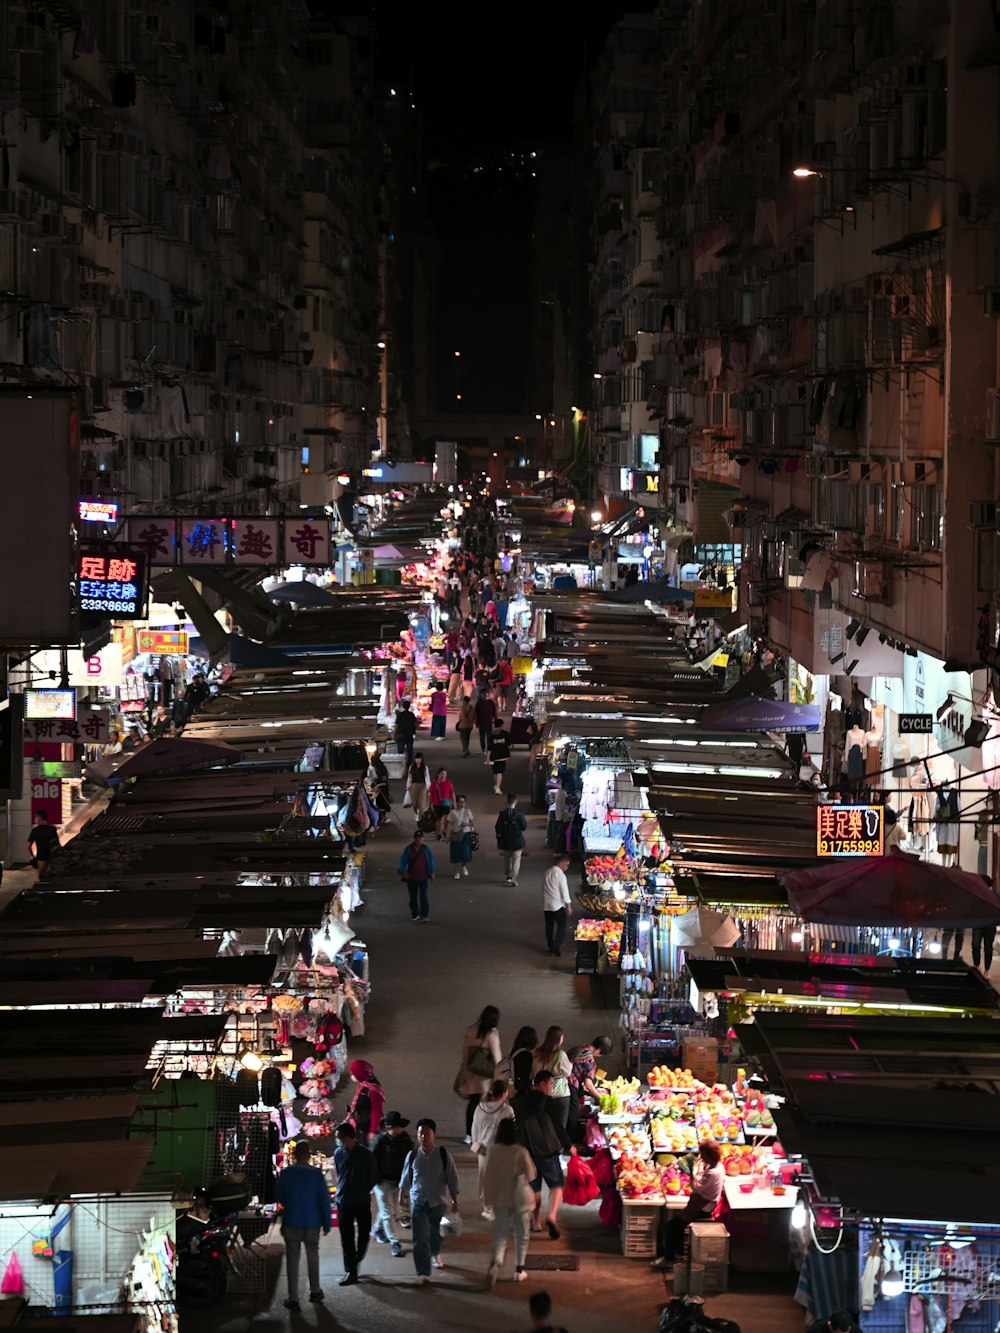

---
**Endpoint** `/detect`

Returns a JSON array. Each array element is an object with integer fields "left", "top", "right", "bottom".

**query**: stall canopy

[
  {"left": 85, "top": 736, "right": 244, "bottom": 787},
  {"left": 698, "top": 694, "right": 820, "bottom": 732},
  {"left": 782, "top": 849, "right": 1000, "bottom": 928},
  {"left": 609, "top": 579, "right": 695, "bottom": 604},
  {"left": 267, "top": 580, "right": 340, "bottom": 607},
  {"left": 738, "top": 1012, "right": 1000, "bottom": 1224}
]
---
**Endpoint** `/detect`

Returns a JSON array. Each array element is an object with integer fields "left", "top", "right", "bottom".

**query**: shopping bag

[
  {"left": 598, "top": 1186, "right": 622, "bottom": 1229},
  {"left": 563, "top": 1152, "right": 601, "bottom": 1206},
  {"left": 402, "top": 788, "right": 412, "bottom": 808},
  {"left": 1, "top": 1252, "right": 24, "bottom": 1295},
  {"left": 583, "top": 1116, "right": 607, "bottom": 1151},
  {"left": 588, "top": 1147, "right": 615, "bottom": 1192}
]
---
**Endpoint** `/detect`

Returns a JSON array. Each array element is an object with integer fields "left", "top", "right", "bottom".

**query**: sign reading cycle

[
  {"left": 78, "top": 544, "right": 148, "bottom": 619},
  {"left": 898, "top": 713, "right": 934, "bottom": 734},
  {"left": 816, "top": 804, "right": 885, "bottom": 857}
]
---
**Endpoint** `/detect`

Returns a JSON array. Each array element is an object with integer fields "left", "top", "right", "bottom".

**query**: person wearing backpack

[
  {"left": 457, "top": 1004, "right": 503, "bottom": 1142},
  {"left": 397, "top": 829, "right": 436, "bottom": 922},
  {"left": 518, "top": 1070, "right": 571, "bottom": 1239},
  {"left": 495, "top": 793, "right": 527, "bottom": 885},
  {"left": 399, "top": 1119, "right": 460, "bottom": 1283},
  {"left": 495, "top": 1025, "right": 538, "bottom": 1098}
]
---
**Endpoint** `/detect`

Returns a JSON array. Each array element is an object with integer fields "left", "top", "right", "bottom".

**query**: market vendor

[
  {"left": 566, "top": 1035, "right": 613, "bottom": 1135},
  {"left": 650, "top": 1139, "right": 725, "bottom": 1271}
]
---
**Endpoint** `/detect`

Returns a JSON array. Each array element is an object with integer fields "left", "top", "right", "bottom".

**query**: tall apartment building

[
  {"left": 587, "top": 0, "right": 1000, "bottom": 866},
  {"left": 0, "top": 0, "right": 384, "bottom": 518}
]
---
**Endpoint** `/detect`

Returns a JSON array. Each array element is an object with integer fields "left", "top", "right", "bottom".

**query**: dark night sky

[{"left": 374, "top": 4, "right": 629, "bottom": 416}]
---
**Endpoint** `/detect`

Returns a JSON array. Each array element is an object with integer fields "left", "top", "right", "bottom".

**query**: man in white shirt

[{"left": 541, "top": 854, "right": 573, "bottom": 957}]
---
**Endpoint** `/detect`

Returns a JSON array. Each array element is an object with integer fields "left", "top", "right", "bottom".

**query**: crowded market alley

[{"left": 185, "top": 708, "right": 799, "bottom": 1333}]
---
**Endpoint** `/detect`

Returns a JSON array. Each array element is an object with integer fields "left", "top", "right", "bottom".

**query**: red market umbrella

[
  {"left": 782, "top": 850, "right": 1000, "bottom": 928},
  {"left": 85, "top": 737, "right": 244, "bottom": 788},
  {"left": 697, "top": 694, "right": 820, "bottom": 732}
]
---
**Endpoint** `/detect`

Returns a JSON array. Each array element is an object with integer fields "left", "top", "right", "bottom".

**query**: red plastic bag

[
  {"left": 588, "top": 1147, "right": 615, "bottom": 1192},
  {"left": 564, "top": 1153, "right": 601, "bottom": 1206},
  {"left": 1, "top": 1252, "right": 24, "bottom": 1296},
  {"left": 598, "top": 1186, "right": 622, "bottom": 1229}
]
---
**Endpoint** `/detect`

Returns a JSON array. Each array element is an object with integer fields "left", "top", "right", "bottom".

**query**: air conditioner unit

[
  {"left": 853, "top": 561, "right": 893, "bottom": 605},
  {"left": 971, "top": 501, "right": 997, "bottom": 527},
  {"left": 987, "top": 387, "right": 1000, "bottom": 442}
]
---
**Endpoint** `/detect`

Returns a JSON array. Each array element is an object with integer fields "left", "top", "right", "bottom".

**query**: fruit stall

[{"left": 592, "top": 1066, "right": 803, "bottom": 1263}]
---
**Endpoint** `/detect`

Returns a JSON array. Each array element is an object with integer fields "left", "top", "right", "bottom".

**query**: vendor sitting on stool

[{"left": 650, "top": 1139, "right": 725, "bottom": 1270}]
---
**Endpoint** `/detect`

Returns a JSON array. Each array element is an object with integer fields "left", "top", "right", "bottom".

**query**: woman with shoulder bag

[
  {"left": 448, "top": 794, "right": 476, "bottom": 879},
  {"left": 458, "top": 1005, "right": 502, "bottom": 1143},
  {"left": 406, "top": 752, "right": 430, "bottom": 822},
  {"left": 483, "top": 1117, "right": 536, "bottom": 1285},
  {"left": 457, "top": 695, "right": 476, "bottom": 757},
  {"left": 532, "top": 1026, "right": 573, "bottom": 1128}
]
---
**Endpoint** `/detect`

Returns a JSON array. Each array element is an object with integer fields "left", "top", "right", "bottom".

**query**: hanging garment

[{"left": 935, "top": 788, "right": 961, "bottom": 853}]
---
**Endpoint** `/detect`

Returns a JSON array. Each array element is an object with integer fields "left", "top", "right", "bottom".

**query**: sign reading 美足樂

[
  {"left": 816, "top": 804, "right": 885, "bottom": 857},
  {"left": 77, "top": 544, "right": 148, "bottom": 619}
]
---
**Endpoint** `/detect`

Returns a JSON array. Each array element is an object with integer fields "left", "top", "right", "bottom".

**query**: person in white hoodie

[{"left": 470, "top": 1079, "right": 515, "bottom": 1220}]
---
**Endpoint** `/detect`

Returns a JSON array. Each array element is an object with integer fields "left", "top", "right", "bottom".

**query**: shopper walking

[
  {"left": 458, "top": 1004, "right": 503, "bottom": 1142},
  {"left": 497, "top": 1026, "right": 538, "bottom": 1099},
  {"left": 429, "top": 768, "right": 456, "bottom": 840},
  {"left": 27, "top": 811, "right": 60, "bottom": 881},
  {"left": 488, "top": 721, "right": 512, "bottom": 796},
  {"left": 276, "top": 1140, "right": 332, "bottom": 1309},
  {"left": 399, "top": 1119, "right": 460, "bottom": 1284},
  {"left": 471, "top": 1079, "right": 515, "bottom": 1219},
  {"left": 483, "top": 1117, "right": 536, "bottom": 1286},
  {"left": 476, "top": 689, "right": 499, "bottom": 756},
  {"left": 429, "top": 682, "right": 449, "bottom": 740},
  {"left": 448, "top": 794, "right": 475, "bottom": 878},
  {"left": 397, "top": 829, "right": 435, "bottom": 922},
  {"left": 457, "top": 695, "right": 476, "bottom": 755},
  {"left": 394, "top": 699, "right": 417, "bottom": 767},
  {"left": 519, "top": 1070, "right": 571, "bottom": 1239},
  {"left": 542, "top": 854, "right": 573, "bottom": 957},
  {"left": 532, "top": 1027, "right": 573, "bottom": 1129},
  {"left": 332, "top": 1122, "right": 377, "bottom": 1286},
  {"left": 346, "top": 1059, "right": 385, "bottom": 1146},
  {"left": 371, "top": 1111, "right": 413, "bottom": 1258},
  {"left": 406, "top": 751, "right": 430, "bottom": 823},
  {"left": 495, "top": 793, "right": 528, "bottom": 886}
]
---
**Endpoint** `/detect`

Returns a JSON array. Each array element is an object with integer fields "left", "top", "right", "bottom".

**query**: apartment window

[
  {"left": 812, "top": 477, "right": 861, "bottom": 530},
  {"left": 911, "top": 486, "right": 943, "bottom": 550},
  {"left": 868, "top": 481, "right": 885, "bottom": 538},
  {"left": 97, "top": 318, "right": 123, "bottom": 379}
]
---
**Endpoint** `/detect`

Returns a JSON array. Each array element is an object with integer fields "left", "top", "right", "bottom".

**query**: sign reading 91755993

[
  {"left": 816, "top": 803, "right": 885, "bottom": 858},
  {"left": 77, "top": 544, "right": 148, "bottom": 620}
]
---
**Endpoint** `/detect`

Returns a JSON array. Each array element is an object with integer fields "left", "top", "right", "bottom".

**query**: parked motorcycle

[{"left": 176, "top": 1174, "right": 252, "bottom": 1309}]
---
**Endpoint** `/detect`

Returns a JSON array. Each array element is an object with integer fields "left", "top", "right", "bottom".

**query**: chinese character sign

[
  {"left": 180, "top": 519, "right": 232, "bottom": 564},
  {"left": 285, "top": 520, "right": 329, "bottom": 565},
  {"left": 136, "top": 630, "right": 188, "bottom": 656},
  {"left": 233, "top": 519, "right": 278, "bottom": 565},
  {"left": 78, "top": 544, "right": 148, "bottom": 619},
  {"left": 127, "top": 518, "right": 176, "bottom": 567},
  {"left": 23, "top": 709, "right": 110, "bottom": 744},
  {"left": 816, "top": 804, "right": 885, "bottom": 858}
]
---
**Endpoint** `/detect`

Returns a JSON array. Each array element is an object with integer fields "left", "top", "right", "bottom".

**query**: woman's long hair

[
  {"left": 476, "top": 1005, "right": 500, "bottom": 1039},
  {"left": 535, "top": 1025, "right": 564, "bottom": 1064},
  {"left": 509, "top": 1025, "right": 538, "bottom": 1055}
]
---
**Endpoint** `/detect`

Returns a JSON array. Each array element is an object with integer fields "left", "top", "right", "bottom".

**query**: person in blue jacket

[
  {"left": 397, "top": 828, "right": 436, "bottom": 922},
  {"left": 276, "top": 1140, "right": 332, "bottom": 1309}
]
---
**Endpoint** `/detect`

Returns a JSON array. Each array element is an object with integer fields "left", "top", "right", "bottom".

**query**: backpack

[
  {"left": 523, "top": 1106, "right": 562, "bottom": 1159},
  {"left": 495, "top": 810, "right": 512, "bottom": 850}
]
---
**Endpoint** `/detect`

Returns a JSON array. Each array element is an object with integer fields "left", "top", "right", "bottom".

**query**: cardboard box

[{"left": 682, "top": 1036, "right": 719, "bottom": 1085}]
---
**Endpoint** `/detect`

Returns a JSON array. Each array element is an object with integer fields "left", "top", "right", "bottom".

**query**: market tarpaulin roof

[
  {"left": 267, "top": 580, "right": 340, "bottom": 607},
  {"left": 697, "top": 694, "right": 820, "bottom": 732},
  {"left": 609, "top": 579, "right": 694, "bottom": 604},
  {"left": 84, "top": 736, "right": 244, "bottom": 787},
  {"left": 782, "top": 849, "right": 1000, "bottom": 928}
]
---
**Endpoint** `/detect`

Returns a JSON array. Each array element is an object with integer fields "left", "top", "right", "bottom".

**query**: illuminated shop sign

[
  {"left": 78, "top": 545, "right": 148, "bottom": 619},
  {"left": 816, "top": 803, "right": 885, "bottom": 857},
  {"left": 78, "top": 500, "right": 119, "bottom": 523},
  {"left": 25, "top": 690, "right": 76, "bottom": 721}
]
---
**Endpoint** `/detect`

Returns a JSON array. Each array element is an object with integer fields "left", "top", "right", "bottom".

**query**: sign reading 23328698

[{"left": 816, "top": 804, "right": 884, "bottom": 857}]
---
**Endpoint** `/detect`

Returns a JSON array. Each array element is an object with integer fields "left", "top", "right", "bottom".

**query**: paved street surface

[{"left": 181, "top": 714, "right": 805, "bottom": 1332}]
